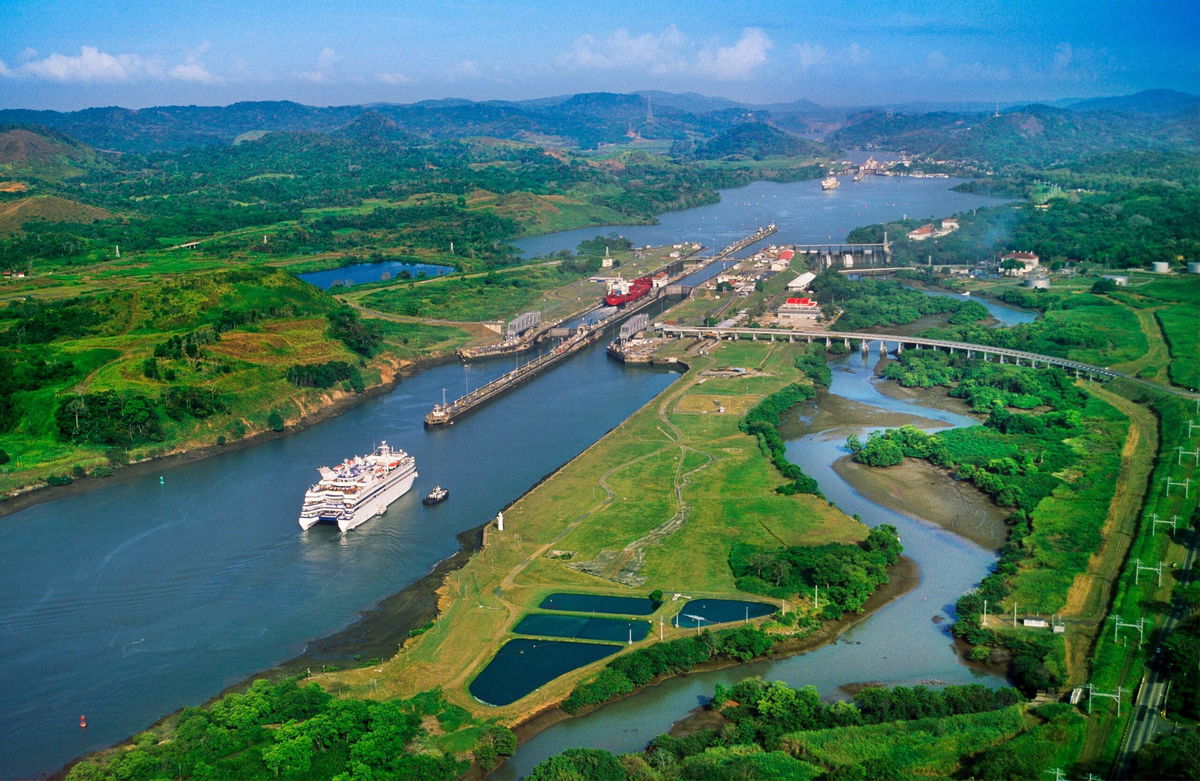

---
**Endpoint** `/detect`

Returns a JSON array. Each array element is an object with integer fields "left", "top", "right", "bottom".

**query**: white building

[{"left": 786, "top": 272, "right": 816, "bottom": 292}]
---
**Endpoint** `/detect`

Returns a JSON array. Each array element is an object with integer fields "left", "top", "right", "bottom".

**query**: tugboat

[{"left": 423, "top": 485, "right": 449, "bottom": 505}]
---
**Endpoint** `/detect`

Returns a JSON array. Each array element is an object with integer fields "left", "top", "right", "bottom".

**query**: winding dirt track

[{"left": 1058, "top": 384, "right": 1157, "bottom": 686}]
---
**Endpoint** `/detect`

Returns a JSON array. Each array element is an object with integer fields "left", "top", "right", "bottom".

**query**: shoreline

[{"left": 0, "top": 350, "right": 460, "bottom": 521}]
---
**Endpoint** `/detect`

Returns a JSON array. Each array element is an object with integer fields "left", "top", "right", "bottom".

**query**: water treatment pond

[
  {"left": 672, "top": 599, "right": 776, "bottom": 628},
  {"left": 538, "top": 593, "right": 658, "bottom": 615},
  {"left": 514, "top": 615, "right": 651, "bottom": 643},
  {"left": 468, "top": 639, "right": 621, "bottom": 706}
]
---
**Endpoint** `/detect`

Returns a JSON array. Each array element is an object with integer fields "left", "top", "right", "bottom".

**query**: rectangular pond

[
  {"left": 468, "top": 639, "right": 621, "bottom": 707},
  {"left": 514, "top": 614, "right": 651, "bottom": 643},
  {"left": 538, "top": 593, "right": 657, "bottom": 615},
  {"left": 672, "top": 598, "right": 776, "bottom": 628}
]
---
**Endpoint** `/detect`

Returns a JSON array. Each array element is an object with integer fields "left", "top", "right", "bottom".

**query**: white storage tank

[
  {"left": 1102, "top": 275, "right": 1129, "bottom": 287},
  {"left": 1151, "top": 261, "right": 1171, "bottom": 273},
  {"left": 1024, "top": 277, "right": 1052, "bottom": 290},
  {"left": 1187, "top": 261, "right": 1200, "bottom": 274}
]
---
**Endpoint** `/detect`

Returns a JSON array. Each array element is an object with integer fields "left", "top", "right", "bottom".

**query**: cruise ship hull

[
  {"left": 340, "top": 468, "right": 416, "bottom": 531},
  {"left": 297, "top": 443, "right": 418, "bottom": 532}
]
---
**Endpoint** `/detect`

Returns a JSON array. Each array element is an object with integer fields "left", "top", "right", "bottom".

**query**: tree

[
  {"left": 267, "top": 411, "right": 285, "bottom": 431},
  {"left": 528, "top": 748, "right": 627, "bottom": 781}
]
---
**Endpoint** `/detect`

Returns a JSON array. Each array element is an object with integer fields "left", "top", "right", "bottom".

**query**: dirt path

[
  {"left": 1058, "top": 383, "right": 1157, "bottom": 685},
  {"left": 1113, "top": 306, "right": 1170, "bottom": 383}
]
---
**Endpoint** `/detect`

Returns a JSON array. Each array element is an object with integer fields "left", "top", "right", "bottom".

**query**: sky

[{"left": 1, "top": 0, "right": 1197, "bottom": 111}]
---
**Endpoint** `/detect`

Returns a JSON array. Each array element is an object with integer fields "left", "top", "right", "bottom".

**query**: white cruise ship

[{"left": 298, "top": 442, "right": 417, "bottom": 531}]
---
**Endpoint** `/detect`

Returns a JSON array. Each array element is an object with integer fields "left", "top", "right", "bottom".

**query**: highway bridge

[{"left": 655, "top": 325, "right": 1122, "bottom": 381}]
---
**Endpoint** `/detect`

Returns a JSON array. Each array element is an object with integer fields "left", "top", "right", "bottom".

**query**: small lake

[
  {"left": 514, "top": 615, "right": 650, "bottom": 643},
  {"left": 538, "top": 593, "right": 658, "bottom": 615},
  {"left": 297, "top": 259, "right": 452, "bottom": 290},
  {"left": 468, "top": 639, "right": 621, "bottom": 707},
  {"left": 672, "top": 599, "right": 776, "bottom": 627}
]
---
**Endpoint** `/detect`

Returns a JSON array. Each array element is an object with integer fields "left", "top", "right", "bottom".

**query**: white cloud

[
  {"left": 1052, "top": 42, "right": 1074, "bottom": 72},
  {"left": 1, "top": 45, "right": 225, "bottom": 83},
  {"left": 791, "top": 41, "right": 868, "bottom": 73},
  {"left": 18, "top": 47, "right": 38, "bottom": 61},
  {"left": 17, "top": 46, "right": 165, "bottom": 82},
  {"left": 843, "top": 42, "right": 869, "bottom": 65},
  {"left": 298, "top": 47, "right": 341, "bottom": 83},
  {"left": 317, "top": 47, "right": 340, "bottom": 71},
  {"left": 558, "top": 26, "right": 688, "bottom": 74},
  {"left": 698, "top": 27, "right": 772, "bottom": 81},
  {"left": 447, "top": 60, "right": 483, "bottom": 80},
  {"left": 376, "top": 72, "right": 412, "bottom": 85},
  {"left": 559, "top": 25, "right": 770, "bottom": 81},
  {"left": 169, "top": 42, "right": 219, "bottom": 83},
  {"left": 795, "top": 42, "right": 829, "bottom": 71}
]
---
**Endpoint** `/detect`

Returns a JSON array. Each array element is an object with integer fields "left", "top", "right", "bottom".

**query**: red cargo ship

[{"left": 604, "top": 276, "right": 653, "bottom": 307}]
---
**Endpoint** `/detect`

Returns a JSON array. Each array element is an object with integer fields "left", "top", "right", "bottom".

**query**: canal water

[
  {"left": 489, "top": 349, "right": 1011, "bottom": 779},
  {"left": 514, "top": 175, "right": 1004, "bottom": 258},
  {"left": 0, "top": 175, "right": 1006, "bottom": 780},
  {"left": 0, "top": 339, "right": 678, "bottom": 780}
]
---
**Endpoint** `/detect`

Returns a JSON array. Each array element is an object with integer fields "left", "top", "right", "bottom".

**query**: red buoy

[{"left": 80, "top": 714, "right": 87, "bottom": 729}]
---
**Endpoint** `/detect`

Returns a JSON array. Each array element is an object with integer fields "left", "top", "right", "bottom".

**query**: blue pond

[
  {"left": 297, "top": 260, "right": 452, "bottom": 290},
  {"left": 514, "top": 614, "right": 651, "bottom": 643},
  {"left": 673, "top": 599, "right": 775, "bottom": 627},
  {"left": 538, "top": 593, "right": 657, "bottom": 615},
  {"left": 469, "top": 639, "right": 621, "bottom": 706}
]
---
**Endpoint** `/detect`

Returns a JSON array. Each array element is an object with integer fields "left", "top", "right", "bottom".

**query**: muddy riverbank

[{"left": 833, "top": 457, "right": 1008, "bottom": 551}]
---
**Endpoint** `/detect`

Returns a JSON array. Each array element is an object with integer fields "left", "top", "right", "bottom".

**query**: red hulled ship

[{"left": 604, "top": 276, "right": 653, "bottom": 307}]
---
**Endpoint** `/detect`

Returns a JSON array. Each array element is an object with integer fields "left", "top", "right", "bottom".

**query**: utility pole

[
  {"left": 1150, "top": 513, "right": 1178, "bottom": 533},
  {"left": 1134, "top": 558, "right": 1163, "bottom": 587},
  {"left": 1166, "top": 476, "right": 1192, "bottom": 498},
  {"left": 1111, "top": 614, "right": 1145, "bottom": 644},
  {"left": 1177, "top": 445, "right": 1199, "bottom": 465},
  {"left": 1086, "top": 683, "right": 1125, "bottom": 716}
]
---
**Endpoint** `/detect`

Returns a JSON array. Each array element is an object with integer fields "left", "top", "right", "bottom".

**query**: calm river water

[{"left": 1, "top": 176, "right": 1005, "bottom": 780}]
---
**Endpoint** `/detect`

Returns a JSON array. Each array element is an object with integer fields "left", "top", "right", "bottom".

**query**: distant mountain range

[
  {"left": 1, "top": 88, "right": 1193, "bottom": 157},
  {"left": 0, "top": 89, "right": 1195, "bottom": 185}
]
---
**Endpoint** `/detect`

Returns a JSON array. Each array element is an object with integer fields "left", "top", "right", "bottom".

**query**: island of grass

[{"left": 316, "top": 339, "right": 895, "bottom": 723}]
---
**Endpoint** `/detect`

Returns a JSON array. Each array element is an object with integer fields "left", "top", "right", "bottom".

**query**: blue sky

[{"left": 1, "top": 0, "right": 1197, "bottom": 110}]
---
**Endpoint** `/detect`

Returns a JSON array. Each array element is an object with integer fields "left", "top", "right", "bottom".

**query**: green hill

[{"left": 693, "top": 122, "right": 833, "bottom": 159}]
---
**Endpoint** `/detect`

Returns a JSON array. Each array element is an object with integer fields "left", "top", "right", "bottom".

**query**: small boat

[{"left": 423, "top": 485, "right": 449, "bottom": 505}]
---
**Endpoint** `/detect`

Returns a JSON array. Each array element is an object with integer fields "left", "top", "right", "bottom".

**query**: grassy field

[
  {"left": 1157, "top": 306, "right": 1199, "bottom": 388},
  {"left": 1004, "top": 394, "right": 1129, "bottom": 614},
  {"left": 0, "top": 269, "right": 482, "bottom": 497},
  {"left": 320, "top": 340, "right": 865, "bottom": 720},
  {"left": 784, "top": 706, "right": 1028, "bottom": 776}
]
